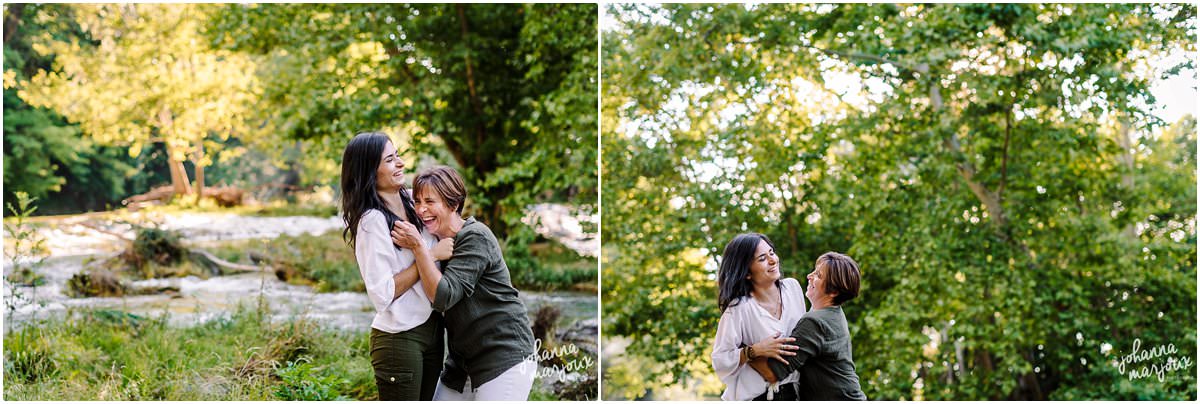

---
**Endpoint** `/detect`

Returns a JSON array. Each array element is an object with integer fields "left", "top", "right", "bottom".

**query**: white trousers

[{"left": 433, "top": 359, "right": 537, "bottom": 401}]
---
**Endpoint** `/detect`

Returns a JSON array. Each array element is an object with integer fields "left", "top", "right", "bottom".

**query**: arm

[
  {"left": 388, "top": 237, "right": 453, "bottom": 300},
  {"left": 712, "top": 310, "right": 746, "bottom": 382},
  {"left": 713, "top": 308, "right": 798, "bottom": 383},
  {"left": 749, "top": 358, "right": 777, "bottom": 383},
  {"left": 355, "top": 212, "right": 420, "bottom": 313},
  {"left": 391, "top": 263, "right": 420, "bottom": 300},
  {"left": 428, "top": 229, "right": 489, "bottom": 311},
  {"left": 393, "top": 221, "right": 444, "bottom": 301},
  {"left": 766, "top": 318, "right": 824, "bottom": 381}
]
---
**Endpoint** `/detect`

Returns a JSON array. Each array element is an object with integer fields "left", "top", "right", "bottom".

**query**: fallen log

[
  {"left": 190, "top": 249, "right": 272, "bottom": 274},
  {"left": 122, "top": 184, "right": 246, "bottom": 210}
]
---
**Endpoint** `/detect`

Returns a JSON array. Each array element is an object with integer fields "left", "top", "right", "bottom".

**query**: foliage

[
  {"left": 512, "top": 239, "right": 598, "bottom": 291},
  {"left": 603, "top": 3, "right": 1196, "bottom": 400},
  {"left": 272, "top": 359, "right": 350, "bottom": 401},
  {"left": 64, "top": 270, "right": 127, "bottom": 298},
  {"left": 16, "top": 4, "right": 265, "bottom": 198},
  {"left": 3, "top": 7, "right": 305, "bottom": 216},
  {"left": 261, "top": 230, "right": 363, "bottom": 294},
  {"left": 2, "top": 306, "right": 374, "bottom": 400},
  {"left": 3, "top": 192, "right": 48, "bottom": 286},
  {"left": 206, "top": 3, "right": 598, "bottom": 239},
  {"left": 128, "top": 227, "right": 188, "bottom": 269},
  {"left": 2, "top": 4, "right": 157, "bottom": 215}
]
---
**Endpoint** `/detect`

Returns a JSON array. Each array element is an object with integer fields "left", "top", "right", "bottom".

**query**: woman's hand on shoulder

[
  {"left": 391, "top": 221, "right": 423, "bottom": 250},
  {"left": 753, "top": 332, "right": 798, "bottom": 364},
  {"left": 432, "top": 237, "right": 454, "bottom": 261}
]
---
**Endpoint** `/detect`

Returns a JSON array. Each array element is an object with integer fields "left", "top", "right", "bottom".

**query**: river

[{"left": 4, "top": 212, "right": 597, "bottom": 333}]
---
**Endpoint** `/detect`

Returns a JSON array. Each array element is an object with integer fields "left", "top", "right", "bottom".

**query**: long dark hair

[
  {"left": 717, "top": 233, "right": 780, "bottom": 313},
  {"left": 340, "top": 132, "right": 423, "bottom": 248}
]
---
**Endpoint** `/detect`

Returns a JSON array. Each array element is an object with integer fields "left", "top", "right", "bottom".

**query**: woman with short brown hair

[
  {"left": 391, "top": 165, "right": 537, "bottom": 401},
  {"left": 754, "top": 252, "right": 866, "bottom": 400}
]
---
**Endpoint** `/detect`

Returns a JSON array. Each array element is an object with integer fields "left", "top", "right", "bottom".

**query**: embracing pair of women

[
  {"left": 712, "top": 233, "right": 866, "bottom": 401},
  {"left": 340, "top": 132, "right": 536, "bottom": 401}
]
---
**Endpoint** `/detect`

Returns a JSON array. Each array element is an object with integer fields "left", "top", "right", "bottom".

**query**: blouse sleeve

[
  {"left": 712, "top": 307, "right": 747, "bottom": 383},
  {"left": 432, "top": 228, "right": 488, "bottom": 312},
  {"left": 355, "top": 211, "right": 400, "bottom": 314}
]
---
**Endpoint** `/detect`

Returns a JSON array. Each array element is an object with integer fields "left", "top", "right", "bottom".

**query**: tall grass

[{"left": 3, "top": 305, "right": 374, "bottom": 400}]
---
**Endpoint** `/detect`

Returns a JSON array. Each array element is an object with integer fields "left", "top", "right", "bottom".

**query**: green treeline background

[
  {"left": 4, "top": 2, "right": 1198, "bottom": 402},
  {"left": 601, "top": 3, "right": 1196, "bottom": 400},
  {"left": 4, "top": 3, "right": 599, "bottom": 400},
  {"left": 4, "top": 3, "right": 597, "bottom": 245}
]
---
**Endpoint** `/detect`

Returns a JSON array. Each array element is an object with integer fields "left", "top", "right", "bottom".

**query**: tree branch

[
  {"left": 931, "top": 79, "right": 1002, "bottom": 226},
  {"left": 800, "top": 43, "right": 929, "bottom": 74},
  {"left": 930, "top": 77, "right": 1034, "bottom": 261},
  {"left": 383, "top": 45, "right": 419, "bottom": 85},
  {"left": 4, "top": 3, "right": 25, "bottom": 44},
  {"left": 456, "top": 4, "right": 486, "bottom": 158},
  {"left": 999, "top": 104, "right": 1012, "bottom": 198}
]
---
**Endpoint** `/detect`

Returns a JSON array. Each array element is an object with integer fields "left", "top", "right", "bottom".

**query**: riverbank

[{"left": 4, "top": 210, "right": 598, "bottom": 400}]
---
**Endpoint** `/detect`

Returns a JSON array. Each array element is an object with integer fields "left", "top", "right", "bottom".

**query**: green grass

[
  {"left": 3, "top": 305, "right": 375, "bottom": 401},
  {"left": 4, "top": 305, "right": 594, "bottom": 400}
]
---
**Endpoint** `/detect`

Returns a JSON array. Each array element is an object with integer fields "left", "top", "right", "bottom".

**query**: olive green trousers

[{"left": 369, "top": 313, "right": 444, "bottom": 401}]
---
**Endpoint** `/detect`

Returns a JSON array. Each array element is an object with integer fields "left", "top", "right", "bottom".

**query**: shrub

[
  {"left": 272, "top": 359, "right": 349, "bottom": 401},
  {"left": 4, "top": 192, "right": 48, "bottom": 286}
]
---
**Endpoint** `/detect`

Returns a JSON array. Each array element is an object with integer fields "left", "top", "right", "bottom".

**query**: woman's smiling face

[
  {"left": 805, "top": 264, "right": 828, "bottom": 303},
  {"left": 374, "top": 141, "right": 406, "bottom": 193},
  {"left": 414, "top": 187, "right": 458, "bottom": 238},
  {"left": 746, "top": 239, "right": 780, "bottom": 285}
]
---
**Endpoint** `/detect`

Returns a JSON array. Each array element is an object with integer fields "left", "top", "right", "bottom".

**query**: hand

[
  {"left": 752, "top": 333, "right": 798, "bottom": 364},
  {"left": 391, "top": 220, "right": 423, "bottom": 250},
  {"left": 432, "top": 237, "right": 454, "bottom": 261}
]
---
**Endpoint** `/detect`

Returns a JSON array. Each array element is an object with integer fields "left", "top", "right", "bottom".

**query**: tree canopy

[
  {"left": 205, "top": 3, "right": 598, "bottom": 238},
  {"left": 602, "top": 3, "right": 1196, "bottom": 400},
  {"left": 17, "top": 4, "right": 262, "bottom": 199},
  {"left": 3, "top": 4, "right": 174, "bottom": 214}
]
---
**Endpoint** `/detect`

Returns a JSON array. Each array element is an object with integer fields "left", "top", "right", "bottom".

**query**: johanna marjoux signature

[{"left": 1112, "top": 338, "right": 1193, "bottom": 382}]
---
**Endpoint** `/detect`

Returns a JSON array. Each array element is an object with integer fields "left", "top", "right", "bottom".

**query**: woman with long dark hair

[
  {"left": 340, "top": 132, "right": 452, "bottom": 401},
  {"left": 712, "top": 233, "right": 807, "bottom": 400},
  {"left": 391, "top": 166, "right": 537, "bottom": 401}
]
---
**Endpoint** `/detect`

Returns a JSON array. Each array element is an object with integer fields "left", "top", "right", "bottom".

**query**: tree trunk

[
  {"left": 167, "top": 155, "right": 193, "bottom": 196},
  {"left": 1115, "top": 118, "right": 1137, "bottom": 239},
  {"left": 157, "top": 107, "right": 192, "bottom": 196},
  {"left": 4, "top": 4, "right": 25, "bottom": 44},
  {"left": 456, "top": 4, "right": 487, "bottom": 150},
  {"left": 193, "top": 144, "right": 206, "bottom": 204},
  {"left": 487, "top": 186, "right": 512, "bottom": 239}
]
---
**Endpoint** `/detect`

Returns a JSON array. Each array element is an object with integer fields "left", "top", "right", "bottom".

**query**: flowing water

[{"left": 4, "top": 212, "right": 597, "bottom": 334}]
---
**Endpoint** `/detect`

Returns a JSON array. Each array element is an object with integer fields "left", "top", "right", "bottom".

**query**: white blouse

[
  {"left": 355, "top": 209, "right": 438, "bottom": 333},
  {"left": 712, "top": 277, "right": 808, "bottom": 401}
]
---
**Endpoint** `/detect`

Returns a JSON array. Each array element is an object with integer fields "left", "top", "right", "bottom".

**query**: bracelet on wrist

[{"left": 745, "top": 345, "right": 757, "bottom": 360}]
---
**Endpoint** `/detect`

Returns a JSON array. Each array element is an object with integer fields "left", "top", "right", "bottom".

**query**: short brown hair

[
  {"left": 817, "top": 252, "right": 861, "bottom": 305},
  {"left": 412, "top": 166, "right": 467, "bottom": 214}
]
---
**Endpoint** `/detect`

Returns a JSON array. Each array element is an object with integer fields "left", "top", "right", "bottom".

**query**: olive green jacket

[
  {"left": 434, "top": 217, "right": 535, "bottom": 392},
  {"left": 767, "top": 306, "right": 867, "bottom": 401}
]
